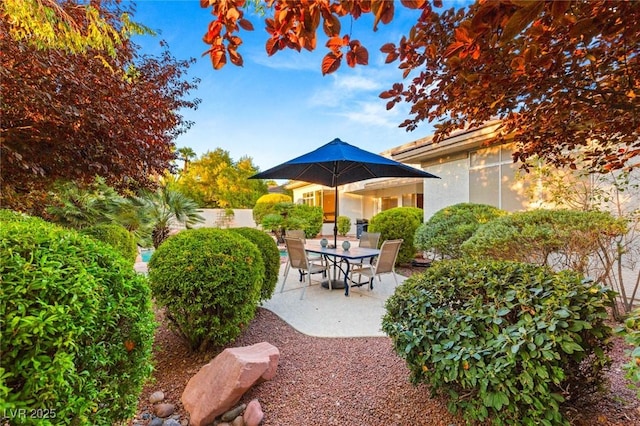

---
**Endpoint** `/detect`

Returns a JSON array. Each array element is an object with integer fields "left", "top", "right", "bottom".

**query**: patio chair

[
  {"left": 284, "top": 229, "right": 325, "bottom": 276},
  {"left": 281, "top": 237, "right": 329, "bottom": 299},
  {"left": 285, "top": 229, "right": 305, "bottom": 239},
  {"left": 349, "top": 239, "right": 403, "bottom": 290},
  {"left": 350, "top": 231, "right": 381, "bottom": 269},
  {"left": 358, "top": 231, "right": 381, "bottom": 249}
]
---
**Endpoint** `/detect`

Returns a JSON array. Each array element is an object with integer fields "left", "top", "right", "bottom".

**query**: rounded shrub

[
  {"left": 0, "top": 215, "right": 155, "bottom": 425},
  {"left": 414, "top": 203, "right": 506, "bottom": 259},
  {"left": 252, "top": 193, "right": 292, "bottom": 224},
  {"left": 229, "top": 227, "right": 280, "bottom": 302},
  {"left": 383, "top": 259, "right": 614, "bottom": 425},
  {"left": 337, "top": 215, "right": 351, "bottom": 236},
  {"left": 80, "top": 223, "right": 138, "bottom": 265},
  {"left": 148, "top": 228, "right": 264, "bottom": 351},
  {"left": 368, "top": 207, "right": 423, "bottom": 264},
  {"left": 0, "top": 208, "right": 36, "bottom": 222}
]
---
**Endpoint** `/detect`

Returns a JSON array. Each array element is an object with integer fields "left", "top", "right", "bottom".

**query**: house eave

[{"left": 391, "top": 120, "right": 503, "bottom": 164}]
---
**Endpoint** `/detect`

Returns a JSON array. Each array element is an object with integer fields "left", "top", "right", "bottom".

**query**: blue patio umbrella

[{"left": 250, "top": 138, "right": 440, "bottom": 247}]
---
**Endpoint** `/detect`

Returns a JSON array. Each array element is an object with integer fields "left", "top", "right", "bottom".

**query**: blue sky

[{"left": 130, "top": 1, "right": 470, "bottom": 172}]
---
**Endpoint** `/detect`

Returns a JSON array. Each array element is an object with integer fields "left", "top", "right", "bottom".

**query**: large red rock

[{"left": 181, "top": 342, "right": 279, "bottom": 426}]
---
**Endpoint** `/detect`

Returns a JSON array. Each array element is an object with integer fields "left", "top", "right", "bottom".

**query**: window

[{"left": 469, "top": 144, "right": 527, "bottom": 211}]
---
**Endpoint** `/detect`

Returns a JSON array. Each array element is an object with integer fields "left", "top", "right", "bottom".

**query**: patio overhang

[{"left": 344, "top": 177, "right": 425, "bottom": 196}]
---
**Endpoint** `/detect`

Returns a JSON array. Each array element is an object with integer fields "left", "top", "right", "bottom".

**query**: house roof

[{"left": 391, "top": 120, "right": 504, "bottom": 164}]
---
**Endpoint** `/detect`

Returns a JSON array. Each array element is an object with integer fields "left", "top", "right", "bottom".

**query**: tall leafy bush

[
  {"left": 383, "top": 259, "right": 614, "bottom": 425},
  {"left": 368, "top": 207, "right": 423, "bottom": 264},
  {"left": 148, "top": 228, "right": 264, "bottom": 351},
  {"left": 414, "top": 203, "right": 506, "bottom": 259},
  {"left": 229, "top": 227, "right": 280, "bottom": 302},
  {"left": 0, "top": 214, "right": 155, "bottom": 425}
]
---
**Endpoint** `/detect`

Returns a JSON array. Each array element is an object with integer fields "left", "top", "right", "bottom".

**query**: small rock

[
  {"left": 163, "top": 419, "right": 181, "bottom": 426},
  {"left": 221, "top": 403, "right": 246, "bottom": 422},
  {"left": 149, "top": 417, "right": 164, "bottom": 426},
  {"left": 243, "top": 399, "right": 264, "bottom": 426},
  {"left": 149, "top": 390, "right": 165, "bottom": 404},
  {"left": 180, "top": 420, "right": 189, "bottom": 426},
  {"left": 142, "top": 413, "right": 151, "bottom": 420},
  {"left": 231, "top": 415, "right": 245, "bottom": 426},
  {"left": 155, "top": 403, "right": 176, "bottom": 418}
]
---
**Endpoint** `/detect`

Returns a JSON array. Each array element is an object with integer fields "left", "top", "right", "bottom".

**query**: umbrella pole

[{"left": 333, "top": 186, "right": 338, "bottom": 247}]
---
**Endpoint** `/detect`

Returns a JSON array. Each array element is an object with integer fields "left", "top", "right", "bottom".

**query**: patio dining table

[{"left": 305, "top": 242, "right": 380, "bottom": 296}]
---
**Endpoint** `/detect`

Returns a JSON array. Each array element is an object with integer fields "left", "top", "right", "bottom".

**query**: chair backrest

[
  {"left": 284, "top": 237, "right": 308, "bottom": 270},
  {"left": 375, "top": 239, "right": 403, "bottom": 274},
  {"left": 359, "top": 231, "right": 381, "bottom": 249},
  {"left": 285, "top": 229, "right": 306, "bottom": 241}
]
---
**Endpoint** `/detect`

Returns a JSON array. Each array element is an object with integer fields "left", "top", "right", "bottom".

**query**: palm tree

[
  {"left": 132, "top": 184, "right": 205, "bottom": 248},
  {"left": 176, "top": 147, "right": 197, "bottom": 173},
  {"left": 47, "top": 177, "right": 122, "bottom": 229}
]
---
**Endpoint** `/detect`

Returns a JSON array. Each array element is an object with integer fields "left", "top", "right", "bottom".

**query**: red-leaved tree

[
  {"left": 1, "top": 1, "right": 199, "bottom": 210},
  {"left": 200, "top": 0, "right": 639, "bottom": 172}
]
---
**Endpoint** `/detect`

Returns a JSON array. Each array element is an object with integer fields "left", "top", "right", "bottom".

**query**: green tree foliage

[
  {"left": 174, "top": 148, "right": 268, "bottom": 208},
  {"left": 383, "top": 259, "right": 614, "bottom": 425},
  {"left": 176, "top": 146, "right": 197, "bottom": 172},
  {"left": 128, "top": 183, "right": 205, "bottom": 249},
  {"left": 259, "top": 202, "right": 322, "bottom": 242},
  {"left": 368, "top": 207, "right": 423, "bottom": 265},
  {"left": 414, "top": 203, "right": 506, "bottom": 260},
  {"left": 1, "top": 2, "right": 199, "bottom": 211},
  {"left": 252, "top": 193, "right": 293, "bottom": 224},
  {"left": 46, "top": 177, "right": 123, "bottom": 229},
  {"left": 148, "top": 228, "right": 263, "bottom": 351},
  {"left": 0, "top": 212, "right": 155, "bottom": 424}
]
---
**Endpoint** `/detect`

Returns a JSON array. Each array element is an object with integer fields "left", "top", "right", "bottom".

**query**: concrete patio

[{"left": 260, "top": 262, "right": 406, "bottom": 338}]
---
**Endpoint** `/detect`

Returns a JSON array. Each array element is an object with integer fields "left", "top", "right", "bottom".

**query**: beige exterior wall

[
  {"left": 422, "top": 155, "right": 469, "bottom": 219},
  {"left": 194, "top": 209, "right": 257, "bottom": 228}
]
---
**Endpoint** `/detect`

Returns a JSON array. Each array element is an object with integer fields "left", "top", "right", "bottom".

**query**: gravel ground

[{"left": 131, "top": 266, "right": 640, "bottom": 426}]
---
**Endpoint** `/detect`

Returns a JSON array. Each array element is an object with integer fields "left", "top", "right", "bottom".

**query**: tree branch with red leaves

[{"left": 201, "top": 0, "right": 639, "bottom": 172}]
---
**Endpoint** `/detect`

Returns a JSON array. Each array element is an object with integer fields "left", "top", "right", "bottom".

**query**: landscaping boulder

[{"left": 181, "top": 342, "right": 279, "bottom": 426}]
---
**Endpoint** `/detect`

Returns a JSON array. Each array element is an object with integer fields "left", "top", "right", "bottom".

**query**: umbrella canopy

[
  {"left": 250, "top": 138, "right": 439, "bottom": 246},
  {"left": 251, "top": 138, "right": 439, "bottom": 187}
]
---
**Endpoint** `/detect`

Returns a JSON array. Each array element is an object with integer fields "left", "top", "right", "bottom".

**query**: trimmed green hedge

[
  {"left": 368, "top": 207, "right": 423, "bottom": 264},
  {"left": 229, "top": 227, "right": 279, "bottom": 302},
  {"left": 148, "top": 228, "right": 264, "bottom": 351},
  {"left": 80, "top": 223, "right": 138, "bottom": 265},
  {"left": 414, "top": 203, "right": 506, "bottom": 259},
  {"left": 0, "top": 213, "right": 155, "bottom": 425},
  {"left": 383, "top": 259, "right": 614, "bottom": 425}
]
